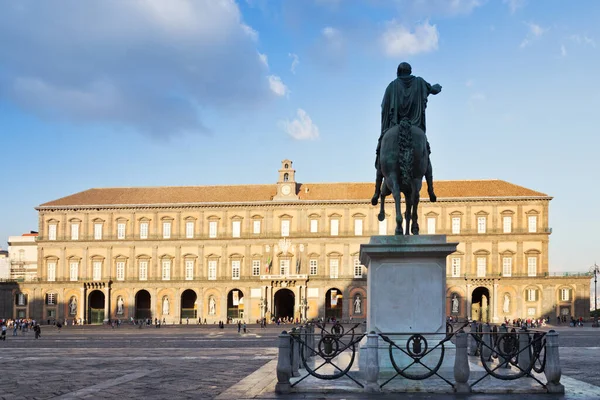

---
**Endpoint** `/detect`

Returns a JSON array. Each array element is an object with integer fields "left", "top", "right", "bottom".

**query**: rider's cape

[{"left": 381, "top": 75, "right": 433, "bottom": 135}]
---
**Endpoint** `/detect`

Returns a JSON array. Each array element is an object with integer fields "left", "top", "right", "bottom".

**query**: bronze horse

[{"left": 371, "top": 119, "right": 436, "bottom": 235}]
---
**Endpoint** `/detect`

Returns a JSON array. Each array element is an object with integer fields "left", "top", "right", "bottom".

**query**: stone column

[
  {"left": 275, "top": 331, "right": 292, "bottom": 394},
  {"left": 545, "top": 330, "right": 564, "bottom": 393},
  {"left": 466, "top": 283, "right": 472, "bottom": 320},
  {"left": 454, "top": 331, "right": 470, "bottom": 393},
  {"left": 79, "top": 287, "right": 85, "bottom": 323},
  {"left": 492, "top": 282, "right": 499, "bottom": 322},
  {"left": 175, "top": 288, "right": 182, "bottom": 324},
  {"left": 150, "top": 288, "right": 157, "bottom": 320},
  {"left": 103, "top": 287, "right": 110, "bottom": 322},
  {"left": 363, "top": 332, "right": 380, "bottom": 392}
]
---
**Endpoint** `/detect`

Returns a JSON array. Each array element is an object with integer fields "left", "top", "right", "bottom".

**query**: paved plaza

[{"left": 0, "top": 324, "right": 599, "bottom": 399}]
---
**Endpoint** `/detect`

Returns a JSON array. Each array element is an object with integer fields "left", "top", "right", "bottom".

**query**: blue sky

[{"left": 0, "top": 0, "right": 598, "bottom": 272}]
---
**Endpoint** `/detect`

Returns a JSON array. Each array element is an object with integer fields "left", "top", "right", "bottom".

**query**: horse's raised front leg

[
  {"left": 411, "top": 179, "right": 423, "bottom": 235},
  {"left": 378, "top": 183, "right": 391, "bottom": 223},
  {"left": 372, "top": 170, "right": 384, "bottom": 206}
]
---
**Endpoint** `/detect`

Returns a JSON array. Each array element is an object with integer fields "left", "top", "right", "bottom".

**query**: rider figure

[{"left": 372, "top": 62, "right": 441, "bottom": 204}]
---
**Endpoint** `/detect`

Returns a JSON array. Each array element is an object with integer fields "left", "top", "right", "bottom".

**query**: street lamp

[
  {"left": 591, "top": 263, "right": 600, "bottom": 327},
  {"left": 301, "top": 298, "right": 309, "bottom": 322}
]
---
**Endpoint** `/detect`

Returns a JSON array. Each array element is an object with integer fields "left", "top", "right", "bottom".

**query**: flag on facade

[
  {"left": 266, "top": 256, "right": 272, "bottom": 273},
  {"left": 296, "top": 258, "right": 301, "bottom": 274},
  {"left": 233, "top": 290, "right": 239, "bottom": 306}
]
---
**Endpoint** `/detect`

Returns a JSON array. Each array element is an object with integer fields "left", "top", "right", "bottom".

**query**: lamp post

[{"left": 591, "top": 263, "right": 599, "bottom": 327}]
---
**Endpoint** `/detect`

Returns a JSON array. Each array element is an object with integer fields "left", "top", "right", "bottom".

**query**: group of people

[{"left": 0, "top": 319, "right": 43, "bottom": 340}]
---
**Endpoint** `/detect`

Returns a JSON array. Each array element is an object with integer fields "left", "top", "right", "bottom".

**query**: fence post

[
  {"left": 364, "top": 331, "right": 380, "bottom": 392},
  {"left": 454, "top": 331, "right": 471, "bottom": 393},
  {"left": 518, "top": 328, "right": 531, "bottom": 372},
  {"left": 291, "top": 328, "right": 300, "bottom": 377},
  {"left": 467, "top": 323, "right": 478, "bottom": 356},
  {"left": 301, "top": 325, "right": 307, "bottom": 361},
  {"left": 275, "top": 331, "right": 292, "bottom": 394},
  {"left": 311, "top": 324, "right": 316, "bottom": 357},
  {"left": 481, "top": 324, "right": 492, "bottom": 361},
  {"left": 498, "top": 324, "right": 510, "bottom": 368},
  {"left": 544, "top": 330, "right": 564, "bottom": 393}
]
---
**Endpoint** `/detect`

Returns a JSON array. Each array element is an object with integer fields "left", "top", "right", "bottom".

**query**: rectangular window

[
  {"left": 186, "top": 221, "right": 194, "bottom": 238},
  {"left": 92, "top": 261, "right": 101, "bottom": 281},
  {"left": 451, "top": 217, "right": 460, "bottom": 234},
  {"left": 48, "top": 224, "right": 57, "bottom": 241},
  {"left": 502, "top": 257, "right": 512, "bottom": 277},
  {"left": 17, "top": 293, "right": 26, "bottom": 306},
  {"left": 280, "top": 259, "right": 290, "bottom": 276},
  {"left": 116, "top": 261, "right": 125, "bottom": 281},
  {"left": 252, "top": 260, "right": 261, "bottom": 276},
  {"left": 503, "top": 216, "right": 512, "bottom": 233},
  {"left": 163, "top": 222, "right": 171, "bottom": 239},
  {"left": 232, "top": 220, "right": 241, "bottom": 238},
  {"left": 451, "top": 258, "right": 461, "bottom": 277},
  {"left": 281, "top": 220, "right": 290, "bottom": 237},
  {"left": 476, "top": 257, "right": 486, "bottom": 277},
  {"left": 139, "top": 261, "right": 148, "bottom": 281},
  {"left": 47, "top": 293, "right": 56, "bottom": 305},
  {"left": 71, "top": 224, "right": 79, "bottom": 240},
  {"left": 69, "top": 261, "right": 79, "bottom": 281},
  {"left": 379, "top": 219, "right": 387, "bottom": 235},
  {"left": 208, "top": 260, "right": 217, "bottom": 280},
  {"left": 253, "top": 220, "right": 261, "bottom": 234},
  {"left": 47, "top": 262, "right": 56, "bottom": 282},
  {"left": 560, "top": 288, "right": 570, "bottom": 301},
  {"left": 527, "top": 289, "right": 536, "bottom": 302},
  {"left": 477, "top": 217, "right": 486, "bottom": 234},
  {"left": 310, "top": 219, "right": 318, "bottom": 233},
  {"left": 232, "top": 260, "right": 240, "bottom": 280},
  {"left": 140, "top": 222, "right": 149, "bottom": 239},
  {"left": 185, "top": 260, "right": 194, "bottom": 280},
  {"left": 528, "top": 216, "right": 537, "bottom": 233},
  {"left": 94, "top": 223, "right": 103, "bottom": 240},
  {"left": 162, "top": 260, "right": 171, "bottom": 280},
  {"left": 427, "top": 217, "right": 436, "bottom": 234},
  {"left": 353, "top": 258, "right": 363, "bottom": 278},
  {"left": 116, "top": 223, "right": 125, "bottom": 239},
  {"left": 209, "top": 221, "right": 218, "bottom": 238},
  {"left": 310, "top": 259, "right": 318, "bottom": 275},
  {"left": 330, "top": 219, "right": 339, "bottom": 236},
  {"left": 354, "top": 219, "right": 363, "bottom": 236},
  {"left": 527, "top": 257, "right": 537, "bottom": 277},
  {"left": 329, "top": 259, "right": 339, "bottom": 279}
]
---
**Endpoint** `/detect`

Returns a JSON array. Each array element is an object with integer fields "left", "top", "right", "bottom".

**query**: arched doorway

[
  {"left": 88, "top": 290, "right": 105, "bottom": 324},
  {"left": 325, "top": 288, "right": 343, "bottom": 321},
  {"left": 471, "top": 287, "right": 490, "bottom": 322},
  {"left": 181, "top": 289, "right": 197, "bottom": 321},
  {"left": 274, "top": 289, "right": 295, "bottom": 320},
  {"left": 227, "top": 289, "right": 244, "bottom": 321},
  {"left": 135, "top": 290, "right": 151, "bottom": 319}
]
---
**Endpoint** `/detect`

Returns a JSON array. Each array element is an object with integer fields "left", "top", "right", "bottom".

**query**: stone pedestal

[{"left": 358, "top": 235, "right": 458, "bottom": 377}]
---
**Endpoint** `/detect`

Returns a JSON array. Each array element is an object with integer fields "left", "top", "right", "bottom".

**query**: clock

[{"left": 281, "top": 184, "right": 291, "bottom": 195}]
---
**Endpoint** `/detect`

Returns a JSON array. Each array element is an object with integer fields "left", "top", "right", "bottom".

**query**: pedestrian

[
  {"left": 243, "top": 322, "right": 247, "bottom": 333},
  {"left": 1, "top": 324, "right": 6, "bottom": 341},
  {"left": 237, "top": 320, "right": 241, "bottom": 333},
  {"left": 34, "top": 324, "right": 41, "bottom": 339}
]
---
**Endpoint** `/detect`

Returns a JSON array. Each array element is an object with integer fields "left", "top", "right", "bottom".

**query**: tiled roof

[{"left": 38, "top": 180, "right": 549, "bottom": 208}]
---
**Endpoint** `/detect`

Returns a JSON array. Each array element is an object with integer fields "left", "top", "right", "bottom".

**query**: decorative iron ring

[
  {"left": 388, "top": 339, "right": 445, "bottom": 380},
  {"left": 318, "top": 334, "right": 340, "bottom": 359},
  {"left": 406, "top": 334, "right": 428, "bottom": 358}
]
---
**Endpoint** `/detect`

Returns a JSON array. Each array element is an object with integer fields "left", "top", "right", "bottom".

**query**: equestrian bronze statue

[{"left": 371, "top": 62, "right": 441, "bottom": 235}]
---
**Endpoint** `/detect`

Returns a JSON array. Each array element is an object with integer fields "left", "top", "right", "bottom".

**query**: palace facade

[{"left": 3, "top": 160, "right": 590, "bottom": 324}]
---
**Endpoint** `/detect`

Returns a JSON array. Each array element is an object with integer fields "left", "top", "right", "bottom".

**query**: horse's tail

[{"left": 397, "top": 119, "right": 413, "bottom": 187}]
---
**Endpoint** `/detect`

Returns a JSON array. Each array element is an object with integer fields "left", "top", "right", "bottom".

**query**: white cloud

[
  {"left": 519, "top": 22, "right": 548, "bottom": 48},
  {"left": 268, "top": 75, "right": 289, "bottom": 97},
  {"left": 570, "top": 34, "right": 596, "bottom": 48},
  {"left": 289, "top": 53, "right": 300, "bottom": 74},
  {"left": 561, "top": 45, "right": 567, "bottom": 57},
  {"left": 503, "top": 0, "right": 526, "bottom": 14},
  {"left": 465, "top": 79, "right": 474, "bottom": 87},
  {"left": 0, "top": 0, "right": 269, "bottom": 137},
  {"left": 258, "top": 52, "right": 269, "bottom": 68},
  {"left": 398, "top": 0, "right": 482, "bottom": 17},
  {"left": 381, "top": 20, "right": 439, "bottom": 57},
  {"left": 322, "top": 26, "right": 343, "bottom": 48},
  {"left": 280, "top": 109, "right": 319, "bottom": 140}
]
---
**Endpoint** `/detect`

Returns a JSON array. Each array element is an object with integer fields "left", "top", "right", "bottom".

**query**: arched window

[{"left": 283, "top": 173, "right": 289, "bottom": 182}]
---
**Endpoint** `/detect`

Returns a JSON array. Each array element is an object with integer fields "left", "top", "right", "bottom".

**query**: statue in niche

[
  {"left": 354, "top": 295, "right": 362, "bottom": 314},
  {"left": 209, "top": 296, "right": 216, "bottom": 315},
  {"left": 451, "top": 294, "right": 459, "bottom": 314},
  {"left": 503, "top": 294, "right": 510, "bottom": 313},
  {"left": 69, "top": 297, "right": 77, "bottom": 315},
  {"left": 116, "top": 296, "right": 124, "bottom": 315},
  {"left": 162, "top": 296, "right": 170, "bottom": 315}
]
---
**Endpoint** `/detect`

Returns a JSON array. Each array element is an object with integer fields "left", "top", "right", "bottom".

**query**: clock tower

[{"left": 273, "top": 159, "right": 299, "bottom": 201}]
